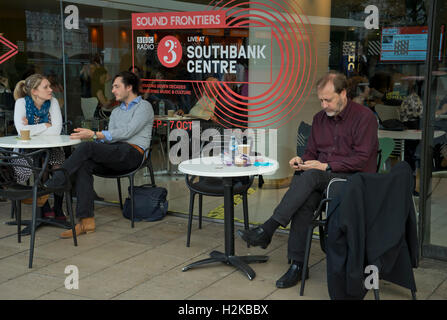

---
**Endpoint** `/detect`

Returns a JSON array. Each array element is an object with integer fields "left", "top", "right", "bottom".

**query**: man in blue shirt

[{"left": 45, "top": 71, "right": 154, "bottom": 238}]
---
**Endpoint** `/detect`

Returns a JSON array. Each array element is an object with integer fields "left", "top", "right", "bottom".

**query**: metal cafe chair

[
  {"left": 0, "top": 149, "right": 77, "bottom": 268},
  {"left": 300, "top": 171, "right": 418, "bottom": 300},
  {"left": 297, "top": 149, "right": 385, "bottom": 297},
  {"left": 93, "top": 147, "right": 155, "bottom": 228}
]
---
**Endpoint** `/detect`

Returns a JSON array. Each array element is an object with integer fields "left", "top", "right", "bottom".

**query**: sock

[
  {"left": 53, "top": 193, "right": 64, "bottom": 216},
  {"left": 261, "top": 218, "right": 280, "bottom": 238}
]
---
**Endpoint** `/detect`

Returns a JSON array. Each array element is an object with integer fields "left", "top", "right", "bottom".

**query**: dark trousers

[
  {"left": 271, "top": 169, "right": 349, "bottom": 263},
  {"left": 63, "top": 141, "right": 142, "bottom": 218}
]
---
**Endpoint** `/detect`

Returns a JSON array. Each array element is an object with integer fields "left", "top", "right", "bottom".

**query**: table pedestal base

[{"left": 182, "top": 250, "right": 268, "bottom": 280}]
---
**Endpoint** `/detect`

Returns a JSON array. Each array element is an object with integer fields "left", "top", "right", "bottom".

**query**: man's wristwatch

[
  {"left": 325, "top": 163, "right": 332, "bottom": 172},
  {"left": 92, "top": 132, "right": 98, "bottom": 141}
]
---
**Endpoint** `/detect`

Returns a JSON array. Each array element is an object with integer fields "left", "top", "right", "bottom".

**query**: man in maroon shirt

[{"left": 237, "top": 71, "right": 378, "bottom": 289}]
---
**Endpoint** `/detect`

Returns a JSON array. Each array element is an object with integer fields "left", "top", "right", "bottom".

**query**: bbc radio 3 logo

[{"left": 137, "top": 36, "right": 154, "bottom": 50}]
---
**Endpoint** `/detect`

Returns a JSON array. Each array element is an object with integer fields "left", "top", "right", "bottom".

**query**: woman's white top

[{"left": 14, "top": 97, "right": 62, "bottom": 136}]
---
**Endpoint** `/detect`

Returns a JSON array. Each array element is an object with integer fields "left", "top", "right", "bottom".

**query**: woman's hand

[
  {"left": 22, "top": 117, "right": 28, "bottom": 125},
  {"left": 44, "top": 123, "right": 52, "bottom": 128}
]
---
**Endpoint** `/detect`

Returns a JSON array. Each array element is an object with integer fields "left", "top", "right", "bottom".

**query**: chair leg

[
  {"left": 10, "top": 200, "right": 16, "bottom": 219},
  {"left": 242, "top": 192, "right": 250, "bottom": 248},
  {"left": 117, "top": 178, "right": 123, "bottom": 210},
  {"left": 198, "top": 194, "right": 203, "bottom": 229},
  {"left": 374, "top": 289, "right": 380, "bottom": 300},
  {"left": 15, "top": 201, "right": 21, "bottom": 243},
  {"left": 319, "top": 225, "right": 327, "bottom": 254},
  {"left": 148, "top": 161, "right": 156, "bottom": 187},
  {"left": 65, "top": 192, "right": 77, "bottom": 247},
  {"left": 28, "top": 190, "right": 38, "bottom": 268},
  {"left": 186, "top": 191, "right": 196, "bottom": 247},
  {"left": 129, "top": 176, "right": 135, "bottom": 228},
  {"left": 300, "top": 225, "right": 314, "bottom": 296},
  {"left": 159, "top": 139, "right": 166, "bottom": 169}
]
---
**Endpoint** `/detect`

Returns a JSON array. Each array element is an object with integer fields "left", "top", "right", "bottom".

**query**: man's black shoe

[
  {"left": 276, "top": 263, "right": 309, "bottom": 288},
  {"left": 236, "top": 226, "right": 271, "bottom": 249}
]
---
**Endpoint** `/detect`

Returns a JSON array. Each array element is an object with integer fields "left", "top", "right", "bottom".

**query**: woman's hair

[{"left": 13, "top": 73, "right": 46, "bottom": 100}]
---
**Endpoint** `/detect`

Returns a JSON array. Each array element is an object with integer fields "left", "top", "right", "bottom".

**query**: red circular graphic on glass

[{"left": 157, "top": 36, "right": 182, "bottom": 68}]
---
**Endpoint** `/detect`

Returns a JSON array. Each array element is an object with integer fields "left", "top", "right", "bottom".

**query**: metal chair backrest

[
  {"left": 378, "top": 137, "right": 395, "bottom": 172},
  {"left": 81, "top": 97, "right": 98, "bottom": 120},
  {"left": 296, "top": 121, "right": 312, "bottom": 157},
  {"left": 325, "top": 178, "right": 348, "bottom": 219}
]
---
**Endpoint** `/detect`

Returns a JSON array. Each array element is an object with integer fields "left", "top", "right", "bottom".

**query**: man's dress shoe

[
  {"left": 276, "top": 263, "right": 309, "bottom": 288},
  {"left": 236, "top": 226, "right": 271, "bottom": 249}
]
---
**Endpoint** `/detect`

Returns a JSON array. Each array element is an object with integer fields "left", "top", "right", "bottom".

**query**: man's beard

[{"left": 325, "top": 100, "right": 344, "bottom": 117}]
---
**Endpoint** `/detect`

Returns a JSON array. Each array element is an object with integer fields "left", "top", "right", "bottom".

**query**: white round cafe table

[
  {"left": 179, "top": 156, "right": 278, "bottom": 280},
  {"left": 0, "top": 135, "right": 81, "bottom": 149}
]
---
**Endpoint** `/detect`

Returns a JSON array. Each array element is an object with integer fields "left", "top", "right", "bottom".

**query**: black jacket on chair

[{"left": 326, "top": 161, "right": 418, "bottom": 300}]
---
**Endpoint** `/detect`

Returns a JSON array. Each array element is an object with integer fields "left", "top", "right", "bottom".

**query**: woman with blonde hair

[{"left": 13, "top": 74, "right": 66, "bottom": 227}]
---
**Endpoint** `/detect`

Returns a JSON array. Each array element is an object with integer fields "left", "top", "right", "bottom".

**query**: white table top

[
  {"left": 378, "top": 129, "right": 445, "bottom": 140},
  {"left": 179, "top": 156, "right": 278, "bottom": 178},
  {"left": 0, "top": 135, "right": 82, "bottom": 149}
]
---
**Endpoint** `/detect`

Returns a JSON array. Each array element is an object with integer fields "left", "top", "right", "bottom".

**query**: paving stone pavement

[{"left": 0, "top": 201, "right": 446, "bottom": 300}]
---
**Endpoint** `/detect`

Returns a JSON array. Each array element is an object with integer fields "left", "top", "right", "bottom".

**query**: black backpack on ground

[{"left": 122, "top": 185, "right": 168, "bottom": 222}]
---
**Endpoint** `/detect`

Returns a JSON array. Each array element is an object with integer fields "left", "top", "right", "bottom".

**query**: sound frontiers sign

[
  {"left": 132, "top": 11, "right": 272, "bottom": 82},
  {"left": 131, "top": 0, "right": 317, "bottom": 129}
]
